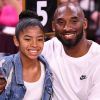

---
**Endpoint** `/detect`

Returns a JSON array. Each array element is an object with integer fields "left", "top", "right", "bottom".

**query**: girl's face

[{"left": 14, "top": 26, "right": 44, "bottom": 60}]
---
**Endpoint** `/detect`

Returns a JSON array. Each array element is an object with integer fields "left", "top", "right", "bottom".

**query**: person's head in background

[
  {"left": 0, "top": 0, "right": 12, "bottom": 8},
  {"left": 14, "top": 10, "right": 45, "bottom": 60},
  {"left": 0, "top": 0, "right": 21, "bottom": 6},
  {"left": 0, "top": 0, "right": 21, "bottom": 26},
  {"left": 52, "top": 2, "right": 88, "bottom": 49},
  {"left": 0, "top": 0, "right": 22, "bottom": 15},
  {"left": 0, "top": 0, "right": 6, "bottom": 8}
]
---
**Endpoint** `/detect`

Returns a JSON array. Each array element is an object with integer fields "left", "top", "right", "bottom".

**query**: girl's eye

[
  {"left": 24, "top": 38, "right": 31, "bottom": 41},
  {"left": 37, "top": 38, "right": 44, "bottom": 41}
]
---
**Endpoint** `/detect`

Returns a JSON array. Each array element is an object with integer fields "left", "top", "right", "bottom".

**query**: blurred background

[{"left": 0, "top": 0, "right": 100, "bottom": 58}]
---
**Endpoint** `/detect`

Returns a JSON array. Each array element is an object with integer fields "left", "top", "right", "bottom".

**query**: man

[{"left": 42, "top": 2, "right": 100, "bottom": 100}]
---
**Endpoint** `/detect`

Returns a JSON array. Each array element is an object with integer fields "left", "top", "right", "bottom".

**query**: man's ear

[
  {"left": 52, "top": 21, "right": 55, "bottom": 32},
  {"left": 13, "top": 35, "right": 19, "bottom": 47},
  {"left": 83, "top": 18, "right": 88, "bottom": 29}
]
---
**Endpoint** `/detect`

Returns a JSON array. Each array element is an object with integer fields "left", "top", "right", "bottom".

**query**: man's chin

[{"left": 57, "top": 37, "right": 74, "bottom": 48}]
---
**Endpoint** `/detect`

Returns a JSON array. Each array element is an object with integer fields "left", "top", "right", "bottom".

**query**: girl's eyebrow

[
  {"left": 24, "top": 34, "right": 44, "bottom": 38},
  {"left": 24, "top": 35, "right": 32, "bottom": 38}
]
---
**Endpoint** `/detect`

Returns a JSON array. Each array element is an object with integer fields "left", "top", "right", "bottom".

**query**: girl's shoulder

[{"left": 0, "top": 55, "right": 15, "bottom": 78}]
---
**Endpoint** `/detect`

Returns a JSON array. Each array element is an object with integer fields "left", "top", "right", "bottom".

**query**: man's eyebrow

[
  {"left": 71, "top": 16, "right": 79, "bottom": 20},
  {"left": 56, "top": 18, "right": 65, "bottom": 21}
]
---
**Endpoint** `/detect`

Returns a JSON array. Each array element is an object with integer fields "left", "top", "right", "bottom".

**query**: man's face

[{"left": 53, "top": 5, "right": 87, "bottom": 48}]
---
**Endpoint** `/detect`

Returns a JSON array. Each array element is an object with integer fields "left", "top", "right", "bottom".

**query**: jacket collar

[
  {"left": 13, "top": 52, "right": 24, "bottom": 85},
  {"left": 38, "top": 55, "right": 53, "bottom": 95},
  {"left": 13, "top": 53, "right": 53, "bottom": 88}
]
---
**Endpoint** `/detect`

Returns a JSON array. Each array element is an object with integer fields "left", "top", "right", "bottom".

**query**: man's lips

[
  {"left": 61, "top": 32, "right": 76, "bottom": 39},
  {"left": 62, "top": 31, "right": 76, "bottom": 35}
]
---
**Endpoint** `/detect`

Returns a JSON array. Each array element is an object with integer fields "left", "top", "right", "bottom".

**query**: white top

[
  {"left": 42, "top": 37, "right": 100, "bottom": 100},
  {"left": 23, "top": 62, "right": 45, "bottom": 100}
]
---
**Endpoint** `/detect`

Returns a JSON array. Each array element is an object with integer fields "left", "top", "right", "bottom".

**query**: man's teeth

[{"left": 64, "top": 34, "right": 75, "bottom": 39}]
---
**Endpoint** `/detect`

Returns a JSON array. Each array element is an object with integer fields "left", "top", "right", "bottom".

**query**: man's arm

[{"left": 88, "top": 66, "right": 100, "bottom": 100}]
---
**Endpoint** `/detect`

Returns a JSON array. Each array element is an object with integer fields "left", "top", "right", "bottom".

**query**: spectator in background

[
  {"left": 91, "top": 0, "right": 100, "bottom": 24},
  {"left": 0, "top": 0, "right": 22, "bottom": 57},
  {"left": 91, "top": 0, "right": 100, "bottom": 44},
  {"left": 79, "top": 0, "right": 100, "bottom": 41},
  {"left": 0, "top": 0, "right": 22, "bottom": 27}
]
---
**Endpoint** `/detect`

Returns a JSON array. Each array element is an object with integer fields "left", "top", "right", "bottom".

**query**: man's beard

[{"left": 56, "top": 28, "right": 84, "bottom": 48}]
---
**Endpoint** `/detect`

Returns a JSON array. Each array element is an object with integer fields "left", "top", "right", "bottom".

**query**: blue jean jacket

[{"left": 0, "top": 53, "right": 53, "bottom": 100}]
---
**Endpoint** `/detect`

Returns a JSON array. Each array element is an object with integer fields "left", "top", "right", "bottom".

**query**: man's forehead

[
  {"left": 59, "top": 3, "right": 78, "bottom": 11},
  {"left": 55, "top": 3, "right": 84, "bottom": 19},
  {"left": 58, "top": 4, "right": 79, "bottom": 15}
]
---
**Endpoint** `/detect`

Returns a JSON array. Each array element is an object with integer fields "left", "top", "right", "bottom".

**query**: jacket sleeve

[
  {"left": 0, "top": 56, "right": 14, "bottom": 99},
  {"left": 0, "top": 56, "right": 14, "bottom": 83},
  {"left": 0, "top": 58, "right": 7, "bottom": 80}
]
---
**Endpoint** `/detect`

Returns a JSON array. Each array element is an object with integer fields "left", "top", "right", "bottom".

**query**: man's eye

[
  {"left": 56, "top": 19, "right": 65, "bottom": 24},
  {"left": 58, "top": 21, "right": 65, "bottom": 24},
  {"left": 72, "top": 19, "right": 79, "bottom": 23}
]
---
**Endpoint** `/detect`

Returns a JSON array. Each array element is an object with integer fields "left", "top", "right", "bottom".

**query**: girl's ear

[{"left": 13, "top": 35, "right": 19, "bottom": 47}]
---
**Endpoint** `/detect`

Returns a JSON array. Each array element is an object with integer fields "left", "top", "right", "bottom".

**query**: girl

[{"left": 0, "top": 10, "right": 53, "bottom": 100}]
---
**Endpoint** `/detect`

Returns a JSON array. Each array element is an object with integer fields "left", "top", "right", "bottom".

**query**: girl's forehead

[
  {"left": 22, "top": 26, "right": 44, "bottom": 35},
  {"left": 24, "top": 26, "right": 43, "bottom": 31}
]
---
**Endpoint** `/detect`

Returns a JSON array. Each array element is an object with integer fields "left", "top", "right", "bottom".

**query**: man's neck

[{"left": 64, "top": 39, "right": 92, "bottom": 57}]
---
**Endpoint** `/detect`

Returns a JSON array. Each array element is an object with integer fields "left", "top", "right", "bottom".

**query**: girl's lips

[
  {"left": 29, "top": 49, "right": 38, "bottom": 52},
  {"left": 28, "top": 50, "right": 39, "bottom": 58}
]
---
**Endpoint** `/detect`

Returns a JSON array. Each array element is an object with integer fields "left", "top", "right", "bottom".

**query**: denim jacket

[{"left": 0, "top": 53, "right": 53, "bottom": 100}]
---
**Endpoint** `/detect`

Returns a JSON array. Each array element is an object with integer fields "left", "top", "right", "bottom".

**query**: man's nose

[{"left": 63, "top": 23, "right": 72, "bottom": 31}]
